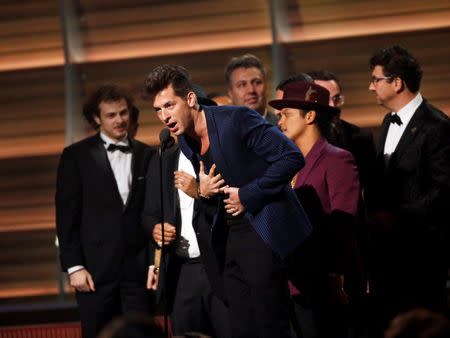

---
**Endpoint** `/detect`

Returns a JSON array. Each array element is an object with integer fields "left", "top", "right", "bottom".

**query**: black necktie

[
  {"left": 107, "top": 144, "right": 131, "bottom": 153},
  {"left": 389, "top": 113, "right": 402, "bottom": 126}
]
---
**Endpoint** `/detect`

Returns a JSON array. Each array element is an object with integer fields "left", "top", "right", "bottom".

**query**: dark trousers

[
  {"left": 170, "top": 257, "right": 231, "bottom": 338},
  {"left": 76, "top": 278, "right": 150, "bottom": 338},
  {"left": 223, "top": 219, "right": 291, "bottom": 338},
  {"left": 368, "top": 232, "right": 448, "bottom": 337},
  {"left": 290, "top": 288, "right": 351, "bottom": 338}
]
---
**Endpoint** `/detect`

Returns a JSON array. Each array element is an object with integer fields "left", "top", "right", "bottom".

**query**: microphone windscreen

[{"left": 159, "top": 128, "right": 171, "bottom": 145}]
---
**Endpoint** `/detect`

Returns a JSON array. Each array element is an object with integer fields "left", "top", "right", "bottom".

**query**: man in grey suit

[{"left": 366, "top": 45, "right": 450, "bottom": 335}]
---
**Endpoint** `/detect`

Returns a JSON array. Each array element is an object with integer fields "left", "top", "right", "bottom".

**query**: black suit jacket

[
  {"left": 366, "top": 100, "right": 450, "bottom": 296},
  {"left": 368, "top": 100, "right": 450, "bottom": 230},
  {"left": 55, "top": 134, "right": 154, "bottom": 286},
  {"left": 339, "top": 119, "right": 377, "bottom": 191},
  {"left": 142, "top": 145, "right": 225, "bottom": 304}
]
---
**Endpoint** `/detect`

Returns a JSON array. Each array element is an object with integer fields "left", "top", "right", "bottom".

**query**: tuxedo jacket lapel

[
  {"left": 204, "top": 106, "right": 235, "bottom": 185},
  {"left": 378, "top": 114, "right": 390, "bottom": 157},
  {"left": 90, "top": 134, "right": 125, "bottom": 210},
  {"left": 392, "top": 103, "right": 424, "bottom": 159},
  {"left": 165, "top": 146, "right": 180, "bottom": 221},
  {"left": 125, "top": 139, "right": 139, "bottom": 210}
]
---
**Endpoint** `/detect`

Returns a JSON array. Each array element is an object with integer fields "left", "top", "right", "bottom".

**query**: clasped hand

[
  {"left": 197, "top": 161, "right": 244, "bottom": 215},
  {"left": 152, "top": 222, "right": 176, "bottom": 246},
  {"left": 198, "top": 161, "right": 225, "bottom": 198},
  {"left": 222, "top": 186, "right": 245, "bottom": 216},
  {"left": 174, "top": 170, "right": 198, "bottom": 198}
]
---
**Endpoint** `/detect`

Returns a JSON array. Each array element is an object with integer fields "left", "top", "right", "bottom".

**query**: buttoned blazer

[
  {"left": 179, "top": 105, "right": 312, "bottom": 258},
  {"left": 55, "top": 134, "right": 154, "bottom": 285}
]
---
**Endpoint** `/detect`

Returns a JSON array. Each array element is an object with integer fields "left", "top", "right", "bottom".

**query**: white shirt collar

[
  {"left": 262, "top": 108, "right": 268, "bottom": 118},
  {"left": 394, "top": 92, "right": 423, "bottom": 124},
  {"left": 100, "top": 132, "right": 129, "bottom": 147}
]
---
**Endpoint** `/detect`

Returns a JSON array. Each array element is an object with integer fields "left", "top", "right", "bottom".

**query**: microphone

[
  {"left": 159, "top": 128, "right": 175, "bottom": 151},
  {"left": 157, "top": 128, "right": 173, "bottom": 337}
]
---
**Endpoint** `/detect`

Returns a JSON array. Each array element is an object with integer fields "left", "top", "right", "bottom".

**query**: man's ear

[
  {"left": 186, "top": 91, "right": 197, "bottom": 108},
  {"left": 93, "top": 114, "right": 101, "bottom": 127},
  {"left": 305, "top": 110, "right": 316, "bottom": 124},
  {"left": 393, "top": 77, "right": 405, "bottom": 93}
]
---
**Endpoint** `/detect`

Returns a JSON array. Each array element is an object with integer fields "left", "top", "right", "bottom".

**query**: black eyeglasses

[
  {"left": 331, "top": 94, "right": 344, "bottom": 107},
  {"left": 370, "top": 76, "right": 394, "bottom": 85}
]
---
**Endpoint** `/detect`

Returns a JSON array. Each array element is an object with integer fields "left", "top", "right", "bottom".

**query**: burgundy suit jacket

[{"left": 294, "top": 138, "right": 360, "bottom": 274}]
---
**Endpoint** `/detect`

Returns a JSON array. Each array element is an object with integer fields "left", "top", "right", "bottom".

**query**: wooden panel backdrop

[{"left": 0, "top": 0, "right": 449, "bottom": 301}]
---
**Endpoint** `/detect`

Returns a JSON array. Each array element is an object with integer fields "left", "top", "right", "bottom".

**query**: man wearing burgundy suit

[
  {"left": 366, "top": 45, "right": 450, "bottom": 335},
  {"left": 270, "top": 78, "right": 361, "bottom": 338}
]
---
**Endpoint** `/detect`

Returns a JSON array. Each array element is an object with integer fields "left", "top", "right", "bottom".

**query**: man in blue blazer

[{"left": 144, "top": 65, "right": 312, "bottom": 338}]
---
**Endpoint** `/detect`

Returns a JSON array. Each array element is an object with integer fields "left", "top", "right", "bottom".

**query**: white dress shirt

[
  {"left": 68, "top": 132, "right": 132, "bottom": 275},
  {"left": 384, "top": 93, "right": 423, "bottom": 157},
  {"left": 100, "top": 132, "right": 133, "bottom": 205},
  {"left": 175, "top": 151, "right": 201, "bottom": 259}
]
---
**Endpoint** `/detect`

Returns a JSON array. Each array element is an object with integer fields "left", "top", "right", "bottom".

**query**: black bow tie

[
  {"left": 107, "top": 144, "right": 131, "bottom": 153},
  {"left": 388, "top": 113, "right": 402, "bottom": 126}
]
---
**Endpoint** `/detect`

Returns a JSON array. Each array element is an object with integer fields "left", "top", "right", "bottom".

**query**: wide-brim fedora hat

[{"left": 269, "top": 81, "right": 340, "bottom": 115}]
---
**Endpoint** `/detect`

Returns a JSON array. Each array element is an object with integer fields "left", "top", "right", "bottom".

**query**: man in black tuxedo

[
  {"left": 365, "top": 45, "right": 450, "bottom": 335},
  {"left": 55, "top": 84, "right": 154, "bottom": 338}
]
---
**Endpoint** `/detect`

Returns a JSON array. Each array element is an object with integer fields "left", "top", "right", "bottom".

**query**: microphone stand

[{"left": 158, "top": 138, "right": 172, "bottom": 338}]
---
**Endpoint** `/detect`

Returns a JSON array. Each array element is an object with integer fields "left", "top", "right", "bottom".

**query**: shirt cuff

[{"left": 67, "top": 265, "right": 85, "bottom": 275}]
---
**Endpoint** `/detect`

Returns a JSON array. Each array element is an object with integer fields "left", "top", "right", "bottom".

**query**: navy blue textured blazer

[{"left": 179, "top": 105, "right": 312, "bottom": 258}]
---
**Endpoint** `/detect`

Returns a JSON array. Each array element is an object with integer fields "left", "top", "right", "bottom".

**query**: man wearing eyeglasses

[{"left": 366, "top": 45, "right": 450, "bottom": 336}]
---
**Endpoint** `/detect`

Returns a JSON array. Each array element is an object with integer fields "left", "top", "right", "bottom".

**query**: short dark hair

[
  {"left": 276, "top": 73, "right": 313, "bottom": 91},
  {"left": 82, "top": 84, "right": 134, "bottom": 130},
  {"left": 225, "top": 54, "right": 266, "bottom": 85},
  {"left": 307, "top": 69, "right": 342, "bottom": 89},
  {"left": 143, "top": 64, "right": 193, "bottom": 102},
  {"left": 369, "top": 45, "right": 423, "bottom": 93}
]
